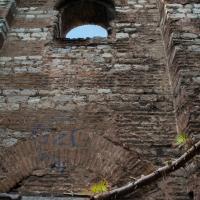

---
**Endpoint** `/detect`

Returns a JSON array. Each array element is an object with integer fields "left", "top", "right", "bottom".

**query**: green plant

[
  {"left": 90, "top": 180, "right": 109, "bottom": 194},
  {"left": 176, "top": 132, "right": 189, "bottom": 146}
]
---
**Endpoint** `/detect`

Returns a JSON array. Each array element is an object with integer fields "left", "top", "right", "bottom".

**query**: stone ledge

[
  {"left": 0, "top": 193, "right": 89, "bottom": 200},
  {"left": 22, "top": 197, "right": 89, "bottom": 200}
]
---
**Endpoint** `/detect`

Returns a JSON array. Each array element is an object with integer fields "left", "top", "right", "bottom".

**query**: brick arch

[
  {"left": 0, "top": 132, "right": 154, "bottom": 194},
  {"left": 54, "top": 0, "right": 115, "bottom": 38}
]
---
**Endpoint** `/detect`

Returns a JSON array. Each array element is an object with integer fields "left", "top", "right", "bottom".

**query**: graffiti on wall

[{"left": 31, "top": 122, "right": 87, "bottom": 173}]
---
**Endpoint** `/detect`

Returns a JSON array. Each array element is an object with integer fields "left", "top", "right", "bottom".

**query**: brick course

[{"left": 0, "top": 0, "right": 200, "bottom": 199}]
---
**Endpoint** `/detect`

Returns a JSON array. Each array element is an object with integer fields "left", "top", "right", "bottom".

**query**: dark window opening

[
  {"left": 188, "top": 191, "right": 194, "bottom": 200},
  {"left": 54, "top": 0, "right": 115, "bottom": 39}
]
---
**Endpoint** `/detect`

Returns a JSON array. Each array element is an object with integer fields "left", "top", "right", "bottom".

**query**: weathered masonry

[{"left": 0, "top": 0, "right": 200, "bottom": 199}]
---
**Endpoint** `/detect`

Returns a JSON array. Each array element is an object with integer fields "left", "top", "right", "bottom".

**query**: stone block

[
  {"left": 116, "top": 33, "right": 129, "bottom": 39},
  {"left": 97, "top": 89, "right": 112, "bottom": 94},
  {"left": 2, "top": 138, "right": 18, "bottom": 147}
]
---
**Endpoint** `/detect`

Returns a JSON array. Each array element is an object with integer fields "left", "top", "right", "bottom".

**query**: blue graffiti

[
  {"left": 31, "top": 123, "right": 86, "bottom": 174},
  {"left": 31, "top": 123, "right": 51, "bottom": 138},
  {"left": 53, "top": 131, "right": 68, "bottom": 146},
  {"left": 51, "top": 160, "right": 66, "bottom": 174},
  {"left": 71, "top": 128, "right": 78, "bottom": 147},
  {"left": 37, "top": 151, "right": 68, "bottom": 173}
]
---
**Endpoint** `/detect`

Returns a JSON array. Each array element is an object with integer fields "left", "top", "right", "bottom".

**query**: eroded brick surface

[
  {"left": 158, "top": 0, "right": 200, "bottom": 199},
  {"left": 0, "top": 0, "right": 199, "bottom": 199}
]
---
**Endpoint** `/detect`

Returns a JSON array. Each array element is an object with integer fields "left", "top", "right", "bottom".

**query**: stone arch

[
  {"left": 54, "top": 0, "right": 116, "bottom": 38},
  {"left": 0, "top": 132, "right": 154, "bottom": 194}
]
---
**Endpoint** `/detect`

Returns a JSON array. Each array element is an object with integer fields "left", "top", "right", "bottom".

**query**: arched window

[
  {"left": 66, "top": 24, "right": 108, "bottom": 39},
  {"left": 55, "top": 0, "right": 115, "bottom": 39}
]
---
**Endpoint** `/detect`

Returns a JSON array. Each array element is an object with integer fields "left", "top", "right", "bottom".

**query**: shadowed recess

[
  {"left": 0, "top": 132, "right": 155, "bottom": 195},
  {"left": 54, "top": 0, "right": 115, "bottom": 38}
]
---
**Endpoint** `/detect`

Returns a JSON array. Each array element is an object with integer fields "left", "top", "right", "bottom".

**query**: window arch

[
  {"left": 66, "top": 24, "right": 108, "bottom": 39},
  {"left": 54, "top": 0, "right": 115, "bottom": 38}
]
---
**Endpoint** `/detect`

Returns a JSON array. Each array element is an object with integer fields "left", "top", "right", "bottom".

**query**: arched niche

[
  {"left": 54, "top": 0, "right": 115, "bottom": 38},
  {"left": 0, "top": 132, "right": 154, "bottom": 195}
]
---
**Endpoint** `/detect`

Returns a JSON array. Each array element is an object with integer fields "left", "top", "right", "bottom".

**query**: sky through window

[{"left": 66, "top": 25, "right": 108, "bottom": 39}]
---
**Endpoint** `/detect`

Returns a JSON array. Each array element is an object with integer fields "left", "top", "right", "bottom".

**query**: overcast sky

[{"left": 66, "top": 25, "right": 108, "bottom": 39}]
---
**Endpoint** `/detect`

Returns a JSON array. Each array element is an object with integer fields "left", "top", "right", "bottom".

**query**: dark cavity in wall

[{"left": 54, "top": 0, "right": 115, "bottom": 38}]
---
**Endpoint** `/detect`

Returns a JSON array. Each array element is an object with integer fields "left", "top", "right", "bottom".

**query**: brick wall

[
  {"left": 0, "top": 0, "right": 17, "bottom": 48},
  {"left": 158, "top": 0, "right": 200, "bottom": 199},
  {"left": 0, "top": 0, "right": 199, "bottom": 199}
]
